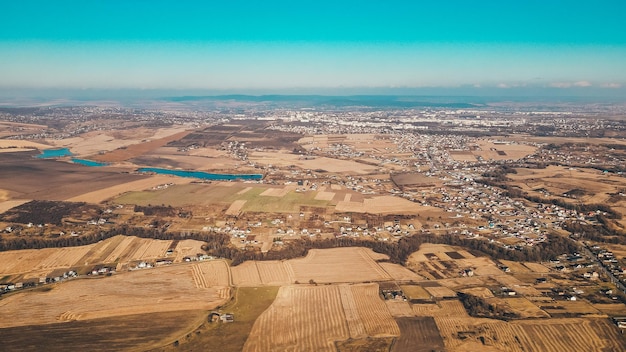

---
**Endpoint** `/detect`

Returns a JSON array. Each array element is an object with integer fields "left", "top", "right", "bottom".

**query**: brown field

[
  {"left": 385, "top": 301, "right": 415, "bottom": 317},
  {"left": 508, "top": 165, "right": 624, "bottom": 205},
  {"left": 0, "top": 265, "right": 228, "bottom": 328},
  {"left": 392, "top": 317, "right": 445, "bottom": 352},
  {"left": 592, "top": 303, "right": 626, "bottom": 316},
  {"left": 0, "top": 152, "right": 148, "bottom": 201},
  {"left": 243, "top": 285, "right": 350, "bottom": 352},
  {"left": 460, "top": 287, "right": 495, "bottom": 298},
  {"left": 230, "top": 261, "right": 293, "bottom": 287},
  {"left": 379, "top": 262, "right": 424, "bottom": 281},
  {"left": 413, "top": 300, "right": 469, "bottom": 318},
  {"left": 249, "top": 151, "right": 378, "bottom": 174},
  {"left": 0, "top": 199, "right": 30, "bottom": 213},
  {"left": 473, "top": 140, "right": 537, "bottom": 161},
  {"left": 493, "top": 297, "right": 550, "bottom": 318},
  {"left": 287, "top": 247, "right": 392, "bottom": 283},
  {"left": 230, "top": 261, "right": 263, "bottom": 286},
  {"left": 225, "top": 199, "right": 247, "bottom": 216},
  {"left": 335, "top": 195, "right": 432, "bottom": 214},
  {"left": 0, "top": 139, "right": 51, "bottom": 151},
  {"left": 46, "top": 127, "right": 189, "bottom": 157},
  {"left": 541, "top": 300, "right": 602, "bottom": 316},
  {"left": 498, "top": 260, "right": 531, "bottom": 273},
  {"left": 424, "top": 286, "right": 457, "bottom": 299},
  {"left": 436, "top": 316, "right": 626, "bottom": 351},
  {"left": 231, "top": 248, "right": 403, "bottom": 285},
  {"left": 192, "top": 260, "right": 231, "bottom": 288},
  {"left": 401, "top": 285, "right": 432, "bottom": 301},
  {"left": 407, "top": 243, "right": 474, "bottom": 264},
  {"left": 244, "top": 284, "right": 399, "bottom": 352},
  {"left": 521, "top": 262, "right": 551, "bottom": 273},
  {"left": 0, "top": 310, "right": 207, "bottom": 352},
  {"left": 92, "top": 131, "right": 190, "bottom": 162},
  {"left": 0, "top": 235, "right": 208, "bottom": 279},
  {"left": 66, "top": 175, "right": 190, "bottom": 203}
]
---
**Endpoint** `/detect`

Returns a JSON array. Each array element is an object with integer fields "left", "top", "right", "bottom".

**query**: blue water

[
  {"left": 72, "top": 158, "right": 108, "bottom": 167},
  {"left": 36, "top": 148, "right": 73, "bottom": 158},
  {"left": 138, "top": 167, "right": 263, "bottom": 180}
]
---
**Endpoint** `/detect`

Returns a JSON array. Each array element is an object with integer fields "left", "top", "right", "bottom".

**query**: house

[{"left": 220, "top": 313, "right": 234, "bottom": 323}]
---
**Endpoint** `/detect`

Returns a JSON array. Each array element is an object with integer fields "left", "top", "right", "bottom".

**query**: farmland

[
  {"left": 244, "top": 283, "right": 399, "bottom": 352},
  {"left": 0, "top": 264, "right": 229, "bottom": 328},
  {"left": 2, "top": 104, "right": 626, "bottom": 351}
]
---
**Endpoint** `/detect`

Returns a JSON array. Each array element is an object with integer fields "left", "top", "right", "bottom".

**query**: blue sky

[{"left": 1, "top": 1, "right": 625, "bottom": 94}]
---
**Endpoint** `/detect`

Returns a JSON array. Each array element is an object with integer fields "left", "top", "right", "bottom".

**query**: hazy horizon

[{"left": 2, "top": 1, "right": 625, "bottom": 93}]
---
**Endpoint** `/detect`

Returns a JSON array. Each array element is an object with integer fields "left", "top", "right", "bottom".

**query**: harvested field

[
  {"left": 335, "top": 195, "right": 428, "bottom": 214},
  {"left": 385, "top": 301, "right": 415, "bottom": 317},
  {"left": 392, "top": 317, "right": 445, "bottom": 352},
  {"left": 499, "top": 260, "right": 531, "bottom": 273},
  {"left": 231, "top": 261, "right": 263, "bottom": 286},
  {"left": 514, "top": 318, "right": 626, "bottom": 352},
  {"left": 460, "top": 287, "right": 494, "bottom": 299},
  {"left": 349, "top": 284, "right": 400, "bottom": 336},
  {"left": 249, "top": 151, "right": 378, "bottom": 174},
  {"left": 0, "top": 245, "right": 93, "bottom": 277},
  {"left": 592, "top": 303, "right": 626, "bottom": 316},
  {"left": 0, "top": 310, "right": 206, "bottom": 352},
  {"left": 91, "top": 131, "right": 190, "bottom": 162},
  {"left": 379, "top": 262, "right": 424, "bottom": 281},
  {"left": 287, "top": 247, "right": 392, "bottom": 283},
  {"left": 522, "top": 262, "right": 551, "bottom": 273},
  {"left": 231, "top": 248, "right": 402, "bottom": 285},
  {"left": 507, "top": 165, "right": 624, "bottom": 205},
  {"left": 244, "top": 285, "right": 350, "bottom": 352},
  {"left": 244, "top": 284, "right": 399, "bottom": 352},
  {"left": 0, "top": 265, "right": 228, "bottom": 328},
  {"left": 0, "top": 152, "right": 147, "bottom": 201},
  {"left": 66, "top": 175, "right": 189, "bottom": 203},
  {"left": 474, "top": 141, "right": 537, "bottom": 160},
  {"left": 225, "top": 199, "right": 247, "bottom": 216},
  {"left": 401, "top": 285, "right": 432, "bottom": 301},
  {"left": 495, "top": 297, "right": 550, "bottom": 318},
  {"left": 255, "top": 261, "right": 293, "bottom": 286},
  {"left": 412, "top": 300, "right": 469, "bottom": 318},
  {"left": 435, "top": 316, "right": 626, "bottom": 352},
  {"left": 192, "top": 260, "right": 231, "bottom": 289},
  {"left": 0, "top": 236, "right": 206, "bottom": 278},
  {"left": 541, "top": 300, "right": 602, "bottom": 316},
  {"left": 424, "top": 286, "right": 457, "bottom": 299}
]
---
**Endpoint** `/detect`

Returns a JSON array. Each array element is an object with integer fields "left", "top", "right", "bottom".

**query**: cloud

[
  {"left": 549, "top": 81, "right": 592, "bottom": 88},
  {"left": 601, "top": 82, "right": 622, "bottom": 89}
]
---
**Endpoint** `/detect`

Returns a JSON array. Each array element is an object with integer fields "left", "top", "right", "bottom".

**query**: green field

[
  {"left": 155, "top": 286, "right": 280, "bottom": 352},
  {"left": 114, "top": 184, "right": 330, "bottom": 213}
]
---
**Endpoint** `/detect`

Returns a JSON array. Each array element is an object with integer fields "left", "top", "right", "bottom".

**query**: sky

[{"left": 1, "top": 1, "right": 626, "bottom": 95}]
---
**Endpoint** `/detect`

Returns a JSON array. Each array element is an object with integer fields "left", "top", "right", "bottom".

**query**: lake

[
  {"left": 137, "top": 167, "right": 263, "bottom": 180},
  {"left": 36, "top": 148, "right": 73, "bottom": 158}
]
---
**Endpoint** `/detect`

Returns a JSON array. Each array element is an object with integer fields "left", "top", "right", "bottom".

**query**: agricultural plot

[
  {"left": 378, "top": 262, "right": 424, "bottom": 281},
  {"left": 0, "top": 236, "right": 205, "bottom": 279},
  {"left": 385, "top": 301, "right": 415, "bottom": 317},
  {"left": 0, "top": 310, "right": 206, "bottom": 352},
  {"left": 243, "top": 285, "right": 350, "bottom": 352},
  {"left": 249, "top": 151, "right": 378, "bottom": 174},
  {"left": 287, "top": 247, "right": 392, "bottom": 283},
  {"left": 508, "top": 165, "right": 623, "bottom": 205},
  {"left": 244, "top": 284, "right": 399, "bottom": 352},
  {"left": 0, "top": 245, "right": 94, "bottom": 277},
  {"left": 231, "top": 261, "right": 294, "bottom": 286},
  {"left": 0, "top": 265, "right": 228, "bottom": 329},
  {"left": 334, "top": 195, "right": 427, "bottom": 214},
  {"left": 492, "top": 297, "right": 550, "bottom": 318},
  {"left": 435, "top": 316, "right": 626, "bottom": 352},
  {"left": 392, "top": 317, "right": 445, "bottom": 352}
]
